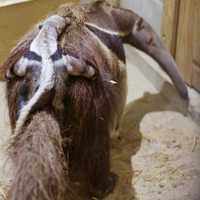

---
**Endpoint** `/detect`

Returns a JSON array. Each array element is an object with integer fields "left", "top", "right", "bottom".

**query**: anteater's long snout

[
  {"left": 148, "top": 46, "right": 188, "bottom": 99},
  {"left": 127, "top": 18, "right": 188, "bottom": 99}
]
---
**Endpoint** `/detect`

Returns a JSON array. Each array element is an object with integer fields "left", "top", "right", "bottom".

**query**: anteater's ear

[
  {"left": 62, "top": 55, "right": 96, "bottom": 78},
  {"left": 124, "top": 16, "right": 188, "bottom": 99},
  {"left": 0, "top": 24, "right": 41, "bottom": 80}
]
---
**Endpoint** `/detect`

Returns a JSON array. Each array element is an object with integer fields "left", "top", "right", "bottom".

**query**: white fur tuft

[{"left": 85, "top": 22, "right": 127, "bottom": 37}]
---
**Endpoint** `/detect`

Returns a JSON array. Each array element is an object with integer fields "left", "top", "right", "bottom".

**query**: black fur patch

[
  {"left": 24, "top": 51, "right": 42, "bottom": 62},
  {"left": 16, "top": 83, "right": 29, "bottom": 120},
  {"left": 51, "top": 48, "right": 63, "bottom": 61},
  {"left": 86, "top": 25, "right": 126, "bottom": 63}
]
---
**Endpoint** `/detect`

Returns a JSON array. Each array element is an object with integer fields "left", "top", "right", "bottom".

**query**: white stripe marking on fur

[
  {"left": 85, "top": 22, "right": 127, "bottom": 37},
  {"left": 86, "top": 27, "right": 114, "bottom": 65},
  {"left": 15, "top": 15, "right": 66, "bottom": 134}
]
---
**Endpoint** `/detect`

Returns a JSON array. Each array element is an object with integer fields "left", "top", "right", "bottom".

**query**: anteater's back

[{"left": 53, "top": 6, "right": 127, "bottom": 197}]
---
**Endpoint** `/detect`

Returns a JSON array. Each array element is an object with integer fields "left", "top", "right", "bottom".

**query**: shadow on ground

[{"left": 106, "top": 82, "right": 189, "bottom": 200}]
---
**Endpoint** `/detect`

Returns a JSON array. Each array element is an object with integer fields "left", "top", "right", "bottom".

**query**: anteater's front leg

[
  {"left": 69, "top": 121, "right": 116, "bottom": 199},
  {"left": 64, "top": 80, "right": 118, "bottom": 199}
]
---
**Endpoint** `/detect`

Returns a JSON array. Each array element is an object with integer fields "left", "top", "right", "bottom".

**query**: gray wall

[
  {"left": 80, "top": 0, "right": 163, "bottom": 35},
  {"left": 120, "top": 0, "right": 163, "bottom": 35}
]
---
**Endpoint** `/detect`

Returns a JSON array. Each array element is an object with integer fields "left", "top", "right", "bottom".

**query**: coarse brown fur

[
  {"left": 7, "top": 111, "right": 68, "bottom": 200},
  {"left": 6, "top": 3, "right": 127, "bottom": 200},
  {"left": 2, "top": 1, "right": 188, "bottom": 200}
]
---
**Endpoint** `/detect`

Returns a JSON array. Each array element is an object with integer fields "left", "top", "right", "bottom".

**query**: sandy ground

[
  {"left": 106, "top": 47, "right": 200, "bottom": 200},
  {"left": 105, "top": 87, "right": 200, "bottom": 200},
  {"left": 0, "top": 47, "right": 200, "bottom": 200}
]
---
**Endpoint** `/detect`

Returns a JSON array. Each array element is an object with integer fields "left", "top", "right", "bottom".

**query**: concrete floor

[{"left": 0, "top": 46, "right": 200, "bottom": 200}]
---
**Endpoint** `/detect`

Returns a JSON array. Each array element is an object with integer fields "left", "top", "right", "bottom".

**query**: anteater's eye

[{"left": 38, "top": 24, "right": 43, "bottom": 30}]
